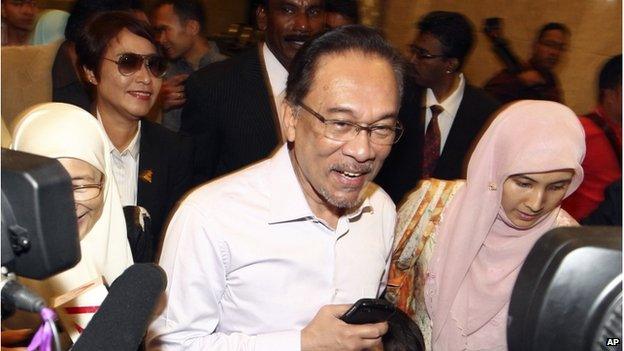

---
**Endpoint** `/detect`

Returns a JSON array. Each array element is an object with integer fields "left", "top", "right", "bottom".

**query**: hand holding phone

[{"left": 340, "top": 298, "right": 395, "bottom": 324}]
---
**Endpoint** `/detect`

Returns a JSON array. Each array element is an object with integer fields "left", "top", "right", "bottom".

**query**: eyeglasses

[
  {"left": 409, "top": 45, "right": 446, "bottom": 60},
  {"left": 103, "top": 53, "right": 168, "bottom": 78},
  {"left": 72, "top": 184, "right": 103, "bottom": 202},
  {"left": 298, "top": 102, "right": 403, "bottom": 145}
]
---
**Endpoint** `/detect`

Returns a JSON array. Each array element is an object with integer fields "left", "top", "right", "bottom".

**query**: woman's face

[
  {"left": 58, "top": 158, "right": 104, "bottom": 239},
  {"left": 501, "top": 170, "right": 574, "bottom": 229},
  {"left": 88, "top": 28, "right": 162, "bottom": 123}
]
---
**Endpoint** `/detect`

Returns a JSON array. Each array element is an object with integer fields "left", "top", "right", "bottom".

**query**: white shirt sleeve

[
  {"left": 146, "top": 202, "right": 301, "bottom": 351},
  {"left": 378, "top": 198, "right": 397, "bottom": 297}
]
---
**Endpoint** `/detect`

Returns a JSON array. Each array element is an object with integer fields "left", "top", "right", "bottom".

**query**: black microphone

[
  {"left": 1, "top": 278, "right": 46, "bottom": 315},
  {"left": 71, "top": 263, "right": 167, "bottom": 351}
]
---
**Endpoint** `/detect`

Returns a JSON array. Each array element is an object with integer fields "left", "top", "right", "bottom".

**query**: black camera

[{"left": 1, "top": 148, "right": 81, "bottom": 317}]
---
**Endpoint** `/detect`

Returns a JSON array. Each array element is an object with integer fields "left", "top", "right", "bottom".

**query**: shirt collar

[
  {"left": 268, "top": 144, "right": 374, "bottom": 224},
  {"left": 96, "top": 109, "right": 141, "bottom": 159},
  {"left": 173, "top": 42, "right": 222, "bottom": 71},
  {"left": 262, "top": 42, "right": 288, "bottom": 98},
  {"left": 424, "top": 73, "right": 466, "bottom": 116}
]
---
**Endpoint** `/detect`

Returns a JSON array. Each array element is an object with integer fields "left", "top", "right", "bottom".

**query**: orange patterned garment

[{"left": 385, "top": 179, "right": 465, "bottom": 349}]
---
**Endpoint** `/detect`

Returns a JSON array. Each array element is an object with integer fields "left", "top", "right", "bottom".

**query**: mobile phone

[{"left": 340, "top": 298, "right": 396, "bottom": 324}]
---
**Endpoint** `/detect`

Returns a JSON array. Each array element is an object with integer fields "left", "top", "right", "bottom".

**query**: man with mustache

[
  {"left": 180, "top": 0, "right": 325, "bottom": 185},
  {"left": 484, "top": 22, "right": 570, "bottom": 104},
  {"left": 149, "top": 25, "right": 403, "bottom": 350}
]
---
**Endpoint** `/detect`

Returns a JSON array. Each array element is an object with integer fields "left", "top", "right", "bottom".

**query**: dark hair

[
  {"left": 417, "top": 11, "right": 474, "bottom": 69},
  {"left": 64, "top": 0, "right": 141, "bottom": 43},
  {"left": 598, "top": 54, "right": 622, "bottom": 100},
  {"left": 326, "top": 0, "right": 359, "bottom": 23},
  {"left": 153, "top": 0, "right": 206, "bottom": 32},
  {"left": 286, "top": 25, "right": 405, "bottom": 106},
  {"left": 536, "top": 22, "right": 570, "bottom": 42},
  {"left": 382, "top": 309, "right": 426, "bottom": 351},
  {"left": 76, "top": 11, "right": 161, "bottom": 79}
]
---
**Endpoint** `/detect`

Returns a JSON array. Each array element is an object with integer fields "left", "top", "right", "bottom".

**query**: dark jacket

[
  {"left": 137, "top": 120, "right": 193, "bottom": 261},
  {"left": 180, "top": 45, "right": 280, "bottom": 185},
  {"left": 376, "top": 82, "right": 500, "bottom": 204}
]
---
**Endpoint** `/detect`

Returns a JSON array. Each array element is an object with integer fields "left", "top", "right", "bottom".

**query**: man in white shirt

[
  {"left": 148, "top": 25, "right": 406, "bottom": 350},
  {"left": 180, "top": 0, "right": 325, "bottom": 186}
]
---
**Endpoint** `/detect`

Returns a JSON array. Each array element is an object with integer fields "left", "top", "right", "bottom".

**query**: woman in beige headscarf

[
  {"left": 386, "top": 100, "right": 585, "bottom": 350},
  {"left": 11, "top": 102, "right": 133, "bottom": 301}
]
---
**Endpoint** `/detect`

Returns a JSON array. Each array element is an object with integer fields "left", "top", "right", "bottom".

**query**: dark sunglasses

[{"left": 103, "top": 53, "right": 168, "bottom": 78}]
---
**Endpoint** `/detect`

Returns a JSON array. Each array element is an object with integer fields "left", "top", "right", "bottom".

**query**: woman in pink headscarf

[{"left": 386, "top": 100, "right": 585, "bottom": 351}]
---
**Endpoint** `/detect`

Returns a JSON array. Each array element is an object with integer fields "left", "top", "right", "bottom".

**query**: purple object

[{"left": 28, "top": 308, "right": 57, "bottom": 351}]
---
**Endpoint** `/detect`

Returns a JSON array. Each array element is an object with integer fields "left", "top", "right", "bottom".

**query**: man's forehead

[
  {"left": 540, "top": 29, "right": 568, "bottom": 43},
  {"left": 305, "top": 52, "right": 399, "bottom": 112},
  {"left": 268, "top": 0, "right": 324, "bottom": 9}
]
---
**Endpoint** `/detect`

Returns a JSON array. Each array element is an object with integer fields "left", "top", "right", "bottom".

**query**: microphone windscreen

[{"left": 72, "top": 263, "right": 167, "bottom": 351}]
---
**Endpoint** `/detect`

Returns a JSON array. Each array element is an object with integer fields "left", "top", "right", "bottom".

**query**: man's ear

[
  {"left": 83, "top": 66, "right": 98, "bottom": 85},
  {"left": 446, "top": 58, "right": 459, "bottom": 74},
  {"left": 256, "top": 5, "right": 268, "bottom": 31},
  {"left": 185, "top": 19, "right": 201, "bottom": 36},
  {"left": 282, "top": 100, "right": 298, "bottom": 143}
]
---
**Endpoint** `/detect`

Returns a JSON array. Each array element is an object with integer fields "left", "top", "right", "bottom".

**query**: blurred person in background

[
  {"left": 151, "top": 0, "right": 226, "bottom": 132},
  {"left": 180, "top": 0, "right": 325, "bottom": 185},
  {"left": 325, "top": 0, "right": 358, "bottom": 28},
  {"left": 563, "top": 54, "right": 621, "bottom": 222},
  {"left": 484, "top": 22, "right": 570, "bottom": 104},
  {"left": 1, "top": 0, "right": 38, "bottom": 46},
  {"left": 29, "top": 9, "right": 69, "bottom": 45}
]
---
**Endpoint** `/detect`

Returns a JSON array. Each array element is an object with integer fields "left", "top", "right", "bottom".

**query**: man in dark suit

[
  {"left": 181, "top": 0, "right": 325, "bottom": 185},
  {"left": 376, "top": 11, "right": 500, "bottom": 204}
]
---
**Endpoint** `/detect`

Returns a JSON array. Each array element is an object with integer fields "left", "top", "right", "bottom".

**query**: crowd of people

[{"left": 1, "top": 0, "right": 621, "bottom": 350}]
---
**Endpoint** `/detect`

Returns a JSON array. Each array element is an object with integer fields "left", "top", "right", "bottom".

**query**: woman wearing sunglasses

[{"left": 75, "top": 11, "right": 192, "bottom": 263}]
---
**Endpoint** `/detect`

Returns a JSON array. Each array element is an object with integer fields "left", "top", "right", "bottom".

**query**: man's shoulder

[
  {"left": 184, "top": 157, "right": 271, "bottom": 209},
  {"left": 189, "top": 47, "right": 260, "bottom": 85},
  {"left": 364, "top": 182, "right": 397, "bottom": 213},
  {"left": 141, "top": 119, "right": 189, "bottom": 143},
  {"left": 579, "top": 113, "right": 611, "bottom": 138},
  {"left": 463, "top": 84, "right": 501, "bottom": 110},
  {"left": 485, "top": 68, "right": 516, "bottom": 84}
]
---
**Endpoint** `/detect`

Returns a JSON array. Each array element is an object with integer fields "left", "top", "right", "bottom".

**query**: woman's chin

[{"left": 77, "top": 218, "right": 91, "bottom": 240}]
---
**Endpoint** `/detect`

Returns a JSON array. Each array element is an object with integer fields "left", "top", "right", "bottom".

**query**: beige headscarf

[
  {"left": 426, "top": 100, "right": 585, "bottom": 350},
  {"left": 11, "top": 102, "right": 133, "bottom": 302}
]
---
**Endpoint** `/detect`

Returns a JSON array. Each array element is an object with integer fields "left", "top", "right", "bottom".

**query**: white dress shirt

[
  {"left": 424, "top": 73, "right": 466, "bottom": 155},
  {"left": 262, "top": 42, "right": 289, "bottom": 140},
  {"left": 148, "top": 144, "right": 396, "bottom": 350},
  {"left": 97, "top": 111, "right": 140, "bottom": 206}
]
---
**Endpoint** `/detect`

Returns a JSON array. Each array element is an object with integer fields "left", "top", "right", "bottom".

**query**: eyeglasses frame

[
  {"left": 297, "top": 101, "right": 404, "bottom": 145},
  {"left": 409, "top": 45, "right": 447, "bottom": 60},
  {"left": 103, "top": 53, "right": 168, "bottom": 78},
  {"left": 72, "top": 183, "right": 103, "bottom": 201}
]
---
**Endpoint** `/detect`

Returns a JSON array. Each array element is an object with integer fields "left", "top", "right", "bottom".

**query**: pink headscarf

[{"left": 425, "top": 100, "right": 585, "bottom": 350}]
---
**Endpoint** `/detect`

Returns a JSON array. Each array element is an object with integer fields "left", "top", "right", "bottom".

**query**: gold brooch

[
  {"left": 140, "top": 169, "right": 153, "bottom": 183},
  {"left": 488, "top": 182, "right": 497, "bottom": 191}
]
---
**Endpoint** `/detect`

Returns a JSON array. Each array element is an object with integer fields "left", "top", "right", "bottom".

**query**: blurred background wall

[{"left": 37, "top": 0, "right": 622, "bottom": 114}]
